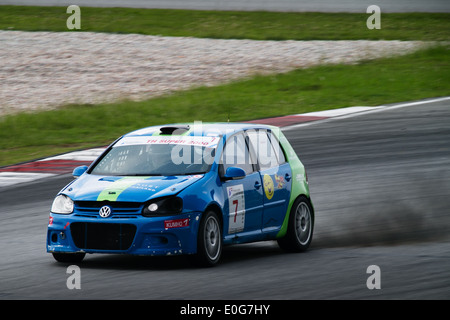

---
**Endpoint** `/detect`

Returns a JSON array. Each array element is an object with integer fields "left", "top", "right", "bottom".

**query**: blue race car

[{"left": 47, "top": 123, "right": 314, "bottom": 266}]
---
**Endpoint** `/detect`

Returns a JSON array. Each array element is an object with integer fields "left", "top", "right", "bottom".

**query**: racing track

[{"left": 0, "top": 98, "right": 450, "bottom": 300}]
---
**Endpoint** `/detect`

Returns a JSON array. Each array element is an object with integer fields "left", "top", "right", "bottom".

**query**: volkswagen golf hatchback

[{"left": 47, "top": 123, "right": 314, "bottom": 266}]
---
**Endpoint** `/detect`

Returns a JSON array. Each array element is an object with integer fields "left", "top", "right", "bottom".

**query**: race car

[{"left": 47, "top": 122, "right": 314, "bottom": 266}]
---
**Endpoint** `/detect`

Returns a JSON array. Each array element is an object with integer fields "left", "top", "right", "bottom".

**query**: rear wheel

[
  {"left": 278, "top": 196, "right": 314, "bottom": 252},
  {"left": 52, "top": 252, "right": 86, "bottom": 263},
  {"left": 190, "top": 211, "right": 222, "bottom": 267}
]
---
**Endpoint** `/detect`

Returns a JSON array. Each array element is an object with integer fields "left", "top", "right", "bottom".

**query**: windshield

[{"left": 90, "top": 136, "right": 219, "bottom": 176}]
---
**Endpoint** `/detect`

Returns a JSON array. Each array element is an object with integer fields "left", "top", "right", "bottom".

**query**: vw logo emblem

[{"left": 99, "top": 206, "right": 112, "bottom": 218}]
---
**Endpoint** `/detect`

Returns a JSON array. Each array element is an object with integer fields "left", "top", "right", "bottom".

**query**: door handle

[
  {"left": 285, "top": 173, "right": 291, "bottom": 181},
  {"left": 254, "top": 181, "right": 262, "bottom": 189}
]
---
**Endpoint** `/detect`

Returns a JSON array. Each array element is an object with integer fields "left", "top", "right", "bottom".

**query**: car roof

[{"left": 124, "top": 122, "right": 277, "bottom": 138}]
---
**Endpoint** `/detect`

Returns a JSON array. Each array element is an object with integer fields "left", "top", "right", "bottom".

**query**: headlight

[
  {"left": 142, "top": 197, "right": 183, "bottom": 217},
  {"left": 51, "top": 194, "right": 74, "bottom": 214}
]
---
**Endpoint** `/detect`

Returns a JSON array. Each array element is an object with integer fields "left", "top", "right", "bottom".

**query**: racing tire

[
  {"left": 52, "top": 252, "right": 86, "bottom": 263},
  {"left": 190, "top": 211, "right": 223, "bottom": 267},
  {"left": 277, "top": 196, "right": 314, "bottom": 252}
]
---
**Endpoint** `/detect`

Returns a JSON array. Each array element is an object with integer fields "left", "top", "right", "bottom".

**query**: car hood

[{"left": 63, "top": 173, "right": 204, "bottom": 203}]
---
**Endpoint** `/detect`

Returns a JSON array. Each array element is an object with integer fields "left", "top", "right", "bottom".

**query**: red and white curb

[
  {"left": 0, "top": 148, "right": 106, "bottom": 188},
  {"left": 1, "top": 98, "right": 448, "bottom": 188}
]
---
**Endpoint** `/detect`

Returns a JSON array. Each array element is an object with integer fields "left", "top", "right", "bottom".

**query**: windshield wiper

[
  {"left": 117, "top": 173, "right": 163, "bottom": 176},
  {"left": 180, "top": 171, "right": 206, "bottom": 176}
]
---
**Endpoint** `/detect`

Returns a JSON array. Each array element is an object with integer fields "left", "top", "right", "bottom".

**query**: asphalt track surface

[
  {"left": 0, "top": 98, "right": 449, "bottom": 301},
  {"left": 1, "top": 0, "right": 449, "bottom": 12}
]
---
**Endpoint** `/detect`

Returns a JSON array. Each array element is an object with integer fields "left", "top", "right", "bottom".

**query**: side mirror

[
  {"left": 223, "top": 167, "right": 246, "bottom": 181},
  {"left": 72, "top": 165, "right": 88, "bottom": 178}
]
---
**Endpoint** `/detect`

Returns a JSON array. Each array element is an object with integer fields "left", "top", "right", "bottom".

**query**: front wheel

[
  {"left": 190, "top": 211, "right": 222, "bottom": 267},
  {"left": 277, "top": 196, "right": 314, "bottom": 252}
]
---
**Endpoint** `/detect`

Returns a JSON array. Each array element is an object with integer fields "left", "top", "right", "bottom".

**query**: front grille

[
  {"left": 74, "top": 201, "right": 142, "bottom": 217},
  {"left": 71, "top": 222, "right": 136, "bottom": 251}
]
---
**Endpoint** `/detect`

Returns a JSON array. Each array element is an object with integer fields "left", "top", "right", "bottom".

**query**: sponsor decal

[
  {"left": 97, "top": 177, "right": 149, "bottom": 201},
  {"left": 165, "top": 218, "right": 189, "bottom": 229},
  {"left": 227, "top": 184, "right": 245, "bottom": 234},
  {"left": 116, "top": 136, "right": 220, "bottom": 148},
  {"left": 274, "top": 174, "right": 285, "bottom": 189},
  {"left": 263, "top": 174, "right": 274, "bottom": 200}
]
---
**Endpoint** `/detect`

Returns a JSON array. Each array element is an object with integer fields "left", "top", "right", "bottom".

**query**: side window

[
  {"left": 247, "top": 129, "right": 282, "bottom": 170},
  {"left": 220, "top": 133, "right": 254, "bottom": 175},
  {"left": 268, "top": 131, "right": 286, "bottom": 164}
]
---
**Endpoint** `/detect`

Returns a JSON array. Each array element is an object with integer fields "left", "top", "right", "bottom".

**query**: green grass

[
  {"left": 0, "top": 6, "right": 448, "bottom": 166},
  {"left": 1, "top": 45, "right": 448, "bottom": 167},
  {"left": 0, "top": 6, "right": 449, "bottom": 40}
]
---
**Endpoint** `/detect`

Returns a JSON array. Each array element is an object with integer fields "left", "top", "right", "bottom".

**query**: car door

[
  {"left": 247, "top": 129, "right": 292, "bottom": 233},
  {"left": 220, "top": 132, "right": 263, "bottom": 238}
]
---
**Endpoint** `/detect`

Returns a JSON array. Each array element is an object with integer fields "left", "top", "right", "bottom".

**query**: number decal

[{"left": 227, "top": 185, "right": 245, "bottom": 234}]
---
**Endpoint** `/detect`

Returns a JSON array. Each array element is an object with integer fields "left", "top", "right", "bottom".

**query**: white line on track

[
  {"left": 282, "top": 96, "right": 450, "bottom": 131},
  {"left": 295, "top": 106, "right": 384, "bottom": 118}
]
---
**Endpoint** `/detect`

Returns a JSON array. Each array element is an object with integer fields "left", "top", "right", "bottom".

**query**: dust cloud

[{"left": 312, "top": 171, "right": 450, "bottom": 248}]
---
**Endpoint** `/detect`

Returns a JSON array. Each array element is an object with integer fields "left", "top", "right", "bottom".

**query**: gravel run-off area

[{"left": 0, "top": 30, "right": 429, "bottom": 116}]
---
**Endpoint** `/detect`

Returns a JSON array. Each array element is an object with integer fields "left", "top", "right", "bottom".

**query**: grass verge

[
  {"left": 0, "top": 45, "right": 448, "bottom": 167},
  {"left": 0, "top": 6, "right": 449, "bottom": 41}
]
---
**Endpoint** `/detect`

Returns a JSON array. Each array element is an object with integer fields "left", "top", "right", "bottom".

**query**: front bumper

[{"left": 47, "top": 212, "right": 202, "bottom": 256}]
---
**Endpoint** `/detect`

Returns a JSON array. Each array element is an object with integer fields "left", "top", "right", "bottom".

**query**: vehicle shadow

[{"left": 50, "top": 241, "right": 287, "bottom": 271}]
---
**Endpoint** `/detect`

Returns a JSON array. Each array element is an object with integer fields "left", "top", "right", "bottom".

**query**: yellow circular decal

[{"left": 263, "top": 174, "right": 274, "bottom": 200}]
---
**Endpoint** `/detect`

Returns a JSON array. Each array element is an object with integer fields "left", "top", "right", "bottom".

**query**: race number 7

[{"left": 233, "top": 199, "right": 239, "bottom": 222}]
